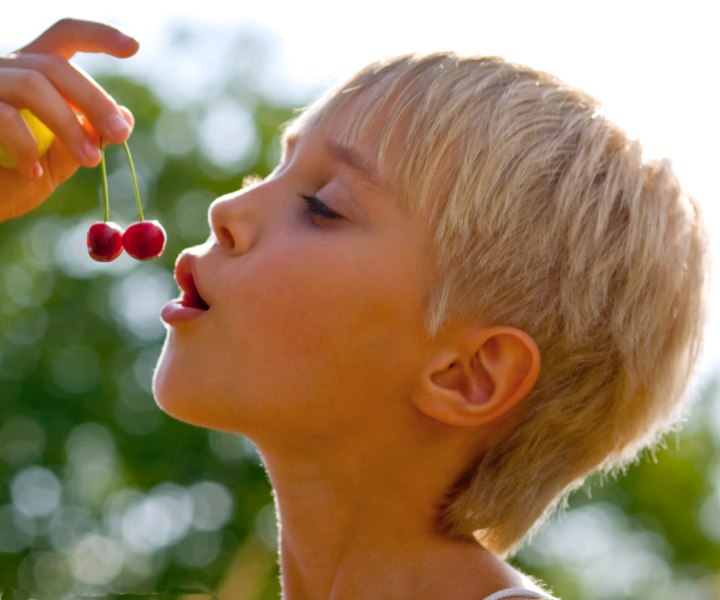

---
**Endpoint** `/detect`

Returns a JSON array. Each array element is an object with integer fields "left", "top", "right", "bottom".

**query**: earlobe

[{"left": 413, "top": 326, "right": 540, "bottom": 427}]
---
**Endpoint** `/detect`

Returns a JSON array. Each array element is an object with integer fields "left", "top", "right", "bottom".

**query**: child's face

[{"left": 153, "top": 117, "right": 438, "bottom": 446}]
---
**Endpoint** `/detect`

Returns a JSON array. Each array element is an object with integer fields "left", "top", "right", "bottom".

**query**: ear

[{"left": 411, "top": 326, "right": 540, "bottom": 427}]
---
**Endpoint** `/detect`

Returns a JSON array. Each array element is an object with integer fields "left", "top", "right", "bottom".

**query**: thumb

[
  {"left": 17, "top": 18, "right": 139, "bottom": 60},
  {"left": 44, "top": 139, "right": 82, "bottom": 190}
]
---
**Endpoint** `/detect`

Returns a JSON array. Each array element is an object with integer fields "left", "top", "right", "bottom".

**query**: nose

[{"left": 208, "top": 188, "right": 261, "bottom": 255}]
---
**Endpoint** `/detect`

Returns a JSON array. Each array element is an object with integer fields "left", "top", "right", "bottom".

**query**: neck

[{"left": 255, "top": 427, "right": 521, "bottom": 600}]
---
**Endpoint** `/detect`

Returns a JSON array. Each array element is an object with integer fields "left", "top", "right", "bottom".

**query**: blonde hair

[{"left": 286, "top": 53, "right": 709, "bottom": 556}]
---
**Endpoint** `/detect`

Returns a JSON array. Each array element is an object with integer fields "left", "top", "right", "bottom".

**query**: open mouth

[{"left": 175, "top": 254, "right": 210, "bottom": 311}]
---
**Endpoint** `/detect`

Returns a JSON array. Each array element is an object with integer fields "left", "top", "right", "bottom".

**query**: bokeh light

[{"left": 11, "top": 466, "right": 62, "bottom": 519}]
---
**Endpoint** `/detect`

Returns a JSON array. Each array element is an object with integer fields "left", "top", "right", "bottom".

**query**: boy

[
  {"left": 154, "top": 52, "right": 708, "bottom": 599},
  {"left": 3, "top": 20, "right": 708, "bottom": 600}
]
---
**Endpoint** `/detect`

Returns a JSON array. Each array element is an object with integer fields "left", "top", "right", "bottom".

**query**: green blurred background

[{"left": 1, "top": 13, "right": 719, "bottom": 600}]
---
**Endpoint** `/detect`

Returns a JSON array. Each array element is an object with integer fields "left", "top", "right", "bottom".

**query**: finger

[
  {"left": 6, "top": 53, "right": 133, "bottom": 144},
  {"left": 117, "top": 105, "right": 135, "bottom": 130},
  {"left": 44, "top": 136, "right": 82, "bottom": 189},
  {"left": 0, "top": 101, "right": 44, "bottom": 179},
  {"left": 0, "top": 69, "right": 100, "bottom": 168},
  {"left": 16, "top": 18, "right": 139, "bottom": 61}
]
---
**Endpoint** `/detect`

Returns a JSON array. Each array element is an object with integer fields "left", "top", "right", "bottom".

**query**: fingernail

[
  {"left": 108, "top": 113, "right": 132, "bottom": 138},
  {"left": 31, "top": 162, "right": 44, "bottom": 179},
  {"left": 83, "top": 139, "right": 101, "bottom": 163}
]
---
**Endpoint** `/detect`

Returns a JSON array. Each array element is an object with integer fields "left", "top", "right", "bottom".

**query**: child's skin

[
  {"left": 155, "top": 124, "right": 540, "bottom": 598},
  {"left": 4, "top": 20, "right": 546, "bottom": 600}
]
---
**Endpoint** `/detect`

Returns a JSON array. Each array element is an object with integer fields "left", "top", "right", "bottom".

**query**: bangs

[{"left": 281, "top": 53, "right": 482, "bottom": 220}]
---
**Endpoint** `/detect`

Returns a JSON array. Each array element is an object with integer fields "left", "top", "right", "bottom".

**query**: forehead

[
  {"left": 284, "top": 81, "right": 412, "bottom": 171},
  {"left": 282, "top": 116, "right": 388, "bottom": 191}
]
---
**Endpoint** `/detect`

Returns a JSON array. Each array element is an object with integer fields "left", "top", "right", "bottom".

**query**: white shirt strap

[{"left": 482, "top": 588, "right": 554, "bottom": 600}]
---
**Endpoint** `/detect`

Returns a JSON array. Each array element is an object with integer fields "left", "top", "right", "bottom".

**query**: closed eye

[{"left": 301, "top": 194, "right": 343, "bottom": 221}]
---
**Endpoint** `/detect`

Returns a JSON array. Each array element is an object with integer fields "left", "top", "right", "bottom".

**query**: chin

[
  {"left": 153, "top": 369, "right": 214, "bottom": 430},
  {"left": 152, "top": 339, "right": 245, "bottom": 433},
  {"left": 152, "top": 338, "right": 204, "bottom": 426}
]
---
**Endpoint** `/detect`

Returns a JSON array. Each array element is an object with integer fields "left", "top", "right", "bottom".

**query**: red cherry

[
  {"left": 123, "top": 220, "right": 167, "bottom": 260},
  {"left": 87, "top": 222, "right": 124, "bottom": 262}
]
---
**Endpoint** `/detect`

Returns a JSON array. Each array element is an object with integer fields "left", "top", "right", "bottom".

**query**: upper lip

[{"left": 174, "top": 251, "right": 210, "bottom": 310}]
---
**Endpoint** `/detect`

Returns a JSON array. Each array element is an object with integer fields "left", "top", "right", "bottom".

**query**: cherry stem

[
  {"left": 122, "top": 140, "right": 144, "bottom": 222},
  {"left": 99, "top": 138, "right": 110, "bottom": 222}
]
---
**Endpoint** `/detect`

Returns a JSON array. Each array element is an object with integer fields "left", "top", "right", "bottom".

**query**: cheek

[
  {"left": 153, "top": 231, "right": 432, "bottom": 435},
  {"left": 238, "top": 243, "right": 392, "bottom": 343},
  {"left": 225, "top": 238, "right": 429, "bottom": 390}
]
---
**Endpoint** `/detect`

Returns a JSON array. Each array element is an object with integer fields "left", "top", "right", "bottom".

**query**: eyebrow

[
  {"left": 282, "top": 129, "right": 385, "bottom": 190},
  {"left": 324, "top": 140, "right": 384, "bottom": 189}
]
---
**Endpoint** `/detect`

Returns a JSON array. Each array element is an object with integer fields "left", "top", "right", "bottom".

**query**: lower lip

[{"left": 160, "top": 300, "right": 209, "bottom": 324}]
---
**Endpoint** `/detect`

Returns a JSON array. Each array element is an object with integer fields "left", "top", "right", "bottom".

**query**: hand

[{"left": 0, "top": 18, "right": 140, "bottom": 222}]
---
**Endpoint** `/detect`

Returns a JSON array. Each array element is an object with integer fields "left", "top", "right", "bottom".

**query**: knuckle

[
  {"left": 15, "top": 69, "right": 47, "bottom": 95},
  {"left": 39, "top": 53, "right": 66, "bottom": 73},
  {"left": 52, "top": 18, "right": 77, "bottom": 32},
  {"left": 0, "top": 103, "right": 18, "bottom": 125}
]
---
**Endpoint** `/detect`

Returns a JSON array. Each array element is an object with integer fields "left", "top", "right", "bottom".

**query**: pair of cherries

[{"left": 87, "top": 140, "right": 166, "bottom": 262}]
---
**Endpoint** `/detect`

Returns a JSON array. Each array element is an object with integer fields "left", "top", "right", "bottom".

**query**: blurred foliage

[
  {"left": 514, "top": 378, "right": 720, "bottom": 600},
  {"left": 0, "top": 26, "right": 290, "bottom": 598},
  {"left": 1, "top": 24, "right": 719, "bottom": 600}
]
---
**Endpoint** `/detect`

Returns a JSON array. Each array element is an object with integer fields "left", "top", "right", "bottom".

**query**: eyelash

[{"left": 301, "top": 194, "right": 343, "bottom": 221}]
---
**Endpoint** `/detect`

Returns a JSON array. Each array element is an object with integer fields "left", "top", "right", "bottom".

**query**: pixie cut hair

[{"left": 285, "top": 53, "right": 709, "bottom": 556}]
